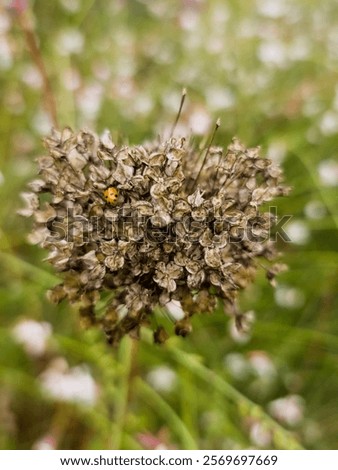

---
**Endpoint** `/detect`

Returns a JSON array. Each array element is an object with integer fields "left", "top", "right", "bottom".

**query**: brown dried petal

[
  {"left": 188, "top": 188, "right": 204, "bottom": 207},
  {"left": 80, "top": 250, "right": 98, "bottom": 269},
  {"left": 149, "top": 152, "right": 166, "bottom": 166},
  {"left": 105, "top": 254, "right": 125, "bottom": 271},
  {"left": 27, "top": 227, "right": 50, "bottom": 245},
  {"left": 34, "top": 203, "right": 57, "bottom": 223},
  {"left": 38, "top": 156, "right": 54, "bottom": 170},
  {"left": 67, "top": 147, "right": 88, "bottom": 170},
  {"left": 100, "top": 130, "right": 115, "bottom": 150},
  {"left": 187, "top": 270, "right": 205, "bottom": 289},
  {"left": 204, "top": 248, "right": 221, "bottom": 268},
  {"left": 185, "top": 260, "right": 200, "bottom": 274},
  {"left": 113, "top": 162, "right": 134, "bottom": 184},
  {"left": 199, "top": 228, "right": 214, "bottom": 247},
  {"left": 191, "top": 207, "right": 207, "bottom": 220},
  {"left": 18, "top": 192, "right": 40, "bottom": 217},
  {"left": 172, "top": 199, "right": 191, "bottom": 219},
  {"left": 150, "top": 211, "right": 172, "bottom": 227},
  {"left": 132, "top": 201, "right": 154, "bottom": 216}
]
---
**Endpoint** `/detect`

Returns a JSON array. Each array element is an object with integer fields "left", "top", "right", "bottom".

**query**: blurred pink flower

[
  {"left": 33, "top": 434, "right": 57, "bottom": 450},
  {"left": 9, "top": 0, "right": 28, "bottom": 14},
  {"left": 137, "top": 429, "right": 174, "bottom": 450}
]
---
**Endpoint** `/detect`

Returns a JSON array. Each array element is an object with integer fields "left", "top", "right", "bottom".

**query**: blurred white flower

[
  {"left": 40, "top": 359, "right": 98, "bottom": 406},
  {"left": 248, "top": 351, "right": 277, "bottom": 379},
  {"left": 0, "top": 11, "right": 11, "bottom": 34},
  {"left": 56, "top": 29, "right": 84, "bottom": 55},
  {"left": 143, "top": 0, "right": 173, "bottom": 19},
  {"left": 33, "top": 434, "right": 57, "bottom": 450},
  {"left": 257, "top": 0, "right": 288, "bottom": 18},
  {"left": 318, "top": 159, "right": 338, "bottom": 187},
  {"left": 133, "top": 95, "right": 154, "bottom": 116},
  {"left": 12, "top": 320, "right": 52, "bottom": 357},
  {"left": 93, "top": 62, "right": 111, "bottom": 82},
  {"left": 21, "top": 64, "right": 43, "bottom": 90},
  {"left": 0, "top": 170, "right": 4, "bottom": 186},
  {"left": 32, "top": 110, "right": 53, "bottom": 134},
  {"left": 319, "top": 111, "right": 338, "bottom": 136},
  {"left": 112, "top": 77, "right": 135, "bottom": 101},
  {"left": 0, "top": 36, "right": 13, "bottom": 70},
  {"left": 77, "top": 82, "right": 103, "bottom": 121},
  {"left": 205, "top": 87, "right": 235, "bottom": 111},
  {"left": 250, "top": 421, "right": 272, "bottom": 447},
  {"left": 210, "top": 4, "right": 230, "bottom": 26},
  {"left": 223, "top": 353, "right": 250, "bottom": 380},
  {"left": 258, "top": 41, "right": 288, "bottom": 68},
  {"left": 268, "top": 395, "right": 304, "bottom": 427},
  {"left": 275, "top": 285, "right": 305, "bottom": 309},
  {"left": 59, "top": 0, "right": 81, "bottom": 13},
  {"left": 285, "top": 220, "right": 310, "bottom": 245},
  {"left": 63, "top": 67, "right": 81, "bottom": 91},
  {"left": 268, "top": 140, "right": 287, "bottom": 163},
  {"left": 188, "top": 107, "right": 211, "bottom": 135},
  {"left": 146, "top": 366, "right": 177, "bottom": 392},
  {"left": 179, "top": 9, "right": 200, "bottom": 31},
  {"left": 304, "top": 200, "right": 326, "bottom": 220}
]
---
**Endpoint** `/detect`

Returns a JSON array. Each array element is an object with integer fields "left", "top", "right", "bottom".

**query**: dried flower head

[{"left": 20, "top": 125, "right": 289, "bottom": 345}]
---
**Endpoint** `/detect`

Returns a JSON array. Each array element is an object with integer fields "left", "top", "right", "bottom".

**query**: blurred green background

[{"left": 0, "top": 0, "right": 337, "bottom": 450}]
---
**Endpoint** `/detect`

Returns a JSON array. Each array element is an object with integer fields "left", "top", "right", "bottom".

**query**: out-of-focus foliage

[{"left": 0, "top": 0, "right": 337, "bottom": 450}]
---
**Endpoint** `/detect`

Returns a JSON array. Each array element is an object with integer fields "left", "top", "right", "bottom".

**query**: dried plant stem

[
  {"left": 212, "top": 148, "right": 225, "bottom": 191},
  {"left": 191, "top": 118, "right": 220, "bottom": 191},
  {"left": 170, "top": 88, "right": 187, "bottom": 137},
  {"left": 16, "top": 12, "right": 59, "bottom": 128}
]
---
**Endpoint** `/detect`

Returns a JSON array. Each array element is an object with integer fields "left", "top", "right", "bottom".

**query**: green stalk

[
  {"left": 110, "top": 336, "right": 134, "bottom": 449},
  {"left": 168, "top": 345, "right": 303, "bottom": 450},
  {"left": 136, "top": 377, "right": 198, "bottom": 450}
]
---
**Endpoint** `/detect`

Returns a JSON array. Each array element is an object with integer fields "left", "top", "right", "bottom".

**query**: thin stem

[
  {"left": 0, "top": 251, "right": 59, "bottom": 286},
  {"left": 191, "top": 118, "right": 220, "bottom": 191},
  {"left": 170, "top": 88, "right": 187, "bottom": 137},
  {"left": 136, "top": 378, "right": 198, "bottom": 450},
  {"left": 168, "top": 345, "right": 303, "bottom": 450},
  {"left": 212, "top": 149, "right": 224, "bottom": 192},
  {"left": 110, "top": 336, "right": 134, "bottom": 449},
  {"left": 16, "top": 10, "right": 59, "bottom": 128}
]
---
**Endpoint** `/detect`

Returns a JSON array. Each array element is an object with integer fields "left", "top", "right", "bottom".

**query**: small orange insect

[{"left": 103, "top": 187, "right": 119, "bottom": 205}]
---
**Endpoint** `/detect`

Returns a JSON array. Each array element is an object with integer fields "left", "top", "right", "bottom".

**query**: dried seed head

[{"left": 21, "top": 126, "right": 290, "bottom": 345}]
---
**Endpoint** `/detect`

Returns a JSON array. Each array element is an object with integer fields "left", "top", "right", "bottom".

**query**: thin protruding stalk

[
  {"left": 212, "top": 149, "right": 224, "bottom": 192},
  {"left": 16, "top": 10, "right": 59, "bottom": 128},
  {"left": 192, "top": 118, "right": 220, "bottom": 191},
  {"left": 170, "top": 88, "right": 187, "bottom": 137},
  {"left": 110, "top": 336, "right": 134, "bottom": 449}
]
